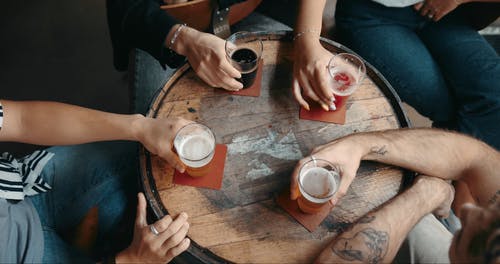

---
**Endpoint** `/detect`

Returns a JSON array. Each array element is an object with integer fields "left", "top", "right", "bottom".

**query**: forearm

[
  {"left": 350, "top": 128, "right": 499, "bottom": 206},
  {"left": 295, "top": 0, "right": 325, "bottom": 33},
  {"left": 0, "top": 100, "right": 143, "bottom": 145},
  {"left": 294, "top": 0, "right": 326, "bottom": 49},
  {"left": 316, "top": 177, "right": 449, "bottom": 263}
]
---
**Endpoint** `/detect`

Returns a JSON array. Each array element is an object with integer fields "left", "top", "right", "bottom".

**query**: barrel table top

[{"left": 140, "top": 31, "right": 411, "bottom": 263}]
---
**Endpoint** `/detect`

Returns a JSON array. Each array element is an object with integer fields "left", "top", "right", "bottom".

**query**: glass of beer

[
  {"left": 225, "top": 31, "right": 263, "bottom": 88},
  {"left": 297, "top": 158, "right": 340, "bottom": 214},
  {"left": 173, "top": 123, "right": 216, "bottom": 177},
  {"left": 327, "top": 53, "right": 366, "bottom": 110}
]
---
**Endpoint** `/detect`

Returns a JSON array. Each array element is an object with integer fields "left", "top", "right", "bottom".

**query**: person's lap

[
  {"left": 419, "top": 15, "right": 500, "bottom": 149},
  {"left": 336, "top": 0, "right": 456, "bottom": 126},
  {"left": 336, "top": 0, "right": 500, "bottom": 149},
  {"left": 394, "top": 214, "right": 453, "bottom": 264},
  {"left": 29, "top": 141, "right": 139, "bottom": 262}
]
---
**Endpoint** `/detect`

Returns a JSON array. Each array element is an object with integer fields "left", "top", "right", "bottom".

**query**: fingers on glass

[{"left": 293, "top": 79, "right": 310, "bottom": 111}]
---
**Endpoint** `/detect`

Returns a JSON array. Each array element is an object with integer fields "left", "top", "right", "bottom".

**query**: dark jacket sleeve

[{"left": 106, "top": 0, "right": 186, "bottom": 71}]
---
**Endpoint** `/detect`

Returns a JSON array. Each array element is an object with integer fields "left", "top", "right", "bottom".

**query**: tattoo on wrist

[
  {"left": 370, "top": 145, "right": 388, "bottom": 156},
  {"left": 488, "top": 190, "right": 500, "bottom": 205},
  {"left": 332, "top": 228, "right": 388, "bottom": 264}
]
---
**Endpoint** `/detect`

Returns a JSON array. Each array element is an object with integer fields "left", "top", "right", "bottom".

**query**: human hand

[
  {"left": 116, "top": 193, "right": 190, "bottom": 263},
  {"left": 413, "top": 0, "right": 460, "bottom": 22},
  {"left": 413, "top": 175, "right": 455, "bottom": 219},
  {"left": 173, "top": 26, "right": 243, "bottom": 91},
  {"left": 290, "top": 136, "right": 365, "bottom": 206},
  {"left": 293, "top": 38, "right": 335, "bottom": 111},
  {"left": 134, "top": 116, "right": 193, "bottom": 173}
]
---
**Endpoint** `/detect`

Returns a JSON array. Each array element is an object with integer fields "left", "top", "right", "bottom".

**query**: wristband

[{"left": 168, "top": 23, "right": 187, "bottom": 50}]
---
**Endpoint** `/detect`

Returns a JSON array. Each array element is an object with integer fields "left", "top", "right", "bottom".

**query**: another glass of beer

[
  {"left": 297, "top": 158, "right": 340, "bottom": 214},
  {"left": 225, "top": 31, "right": 263, "bottom": 88},
  {"left": 327, "top": 53, "right": 366, "bottom": 110},
  {"left": 173, "top": 123, "right": 216, "bottom": 177}
]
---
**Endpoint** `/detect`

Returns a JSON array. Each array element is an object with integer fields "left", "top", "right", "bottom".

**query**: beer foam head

[
  {"left": 299, "top": 167, "right": 338, "bottom": 202},
  {"left": 179, "top": 135, "right": 214, "bottom": 161}
]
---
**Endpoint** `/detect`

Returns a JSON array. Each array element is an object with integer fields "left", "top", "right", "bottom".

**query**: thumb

[
  {"left": 161, "top": 150, "right": 186, "bottom": 173},
  {"left": 135, "top": 193, "right": 148, "bottom": 227}
]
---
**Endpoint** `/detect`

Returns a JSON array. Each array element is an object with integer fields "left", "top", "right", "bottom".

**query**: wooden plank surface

[{"left": 141, "top": 33, "right": 408, "bottom": 263}]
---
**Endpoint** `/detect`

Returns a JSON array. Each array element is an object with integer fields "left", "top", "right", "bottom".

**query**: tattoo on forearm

[
  {"left": 358, "top": 215, "right": 375, "bottom": 224},
  {"left": 370, "top": 145, "right": 388, "bottom": 156},
  {"left": 332, "top": 228, "right": 388, "bottom": 264},
  {"left": 488, "top": 190, "right": 499, "bottom": 205}
]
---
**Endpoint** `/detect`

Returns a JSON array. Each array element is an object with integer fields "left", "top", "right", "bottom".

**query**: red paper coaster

[
  {"left": 229, "top": 59, "right": 263, "bottom": 97},
  {"left": 276, "top": 189, "right": 332, "bottom": 232},
  {"left": 173, "top": 144, "right": 227, "bottom": 190},
  {"left": 299, "top": 101, "right": 347, "bottom": 124}
]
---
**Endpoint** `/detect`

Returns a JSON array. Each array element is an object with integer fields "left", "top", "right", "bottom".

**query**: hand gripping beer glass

[
  {"left": 173, "top": 123, "right": 216, "bottom": 177},
  {"left": 327, "top": 53, "right": 366, "bottom": 111},
  {"left": 297, "top": 158, "right": 340, "bottom": 214},
  {"left": 225, "top": 31, "right": 263, "bottom": 88}
]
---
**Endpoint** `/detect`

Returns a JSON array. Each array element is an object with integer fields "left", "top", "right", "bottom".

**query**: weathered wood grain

[{"left": 140, "top": 32, "right": 409, "bottom": 263}]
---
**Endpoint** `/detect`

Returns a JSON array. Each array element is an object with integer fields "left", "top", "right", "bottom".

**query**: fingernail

[
  {"left": 321, "top": 104, "right": 329, "bottom": 111},
  {"left": 180, "top": 212, "right": 188, "bottom": 218},
  {"left": 330, "top": 197, "right": 338, "bottom": 206},
  {"left": 330, "top": 96, "right": 335, "bottom": 102},
  {"left": 304, "top": 105, "right": 310, "bottom": 111}
]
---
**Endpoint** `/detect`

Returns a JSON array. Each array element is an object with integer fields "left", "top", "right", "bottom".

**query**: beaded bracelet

[
  {"left": 168, "top": 23, "right": 187, "bottom": 50},
  {"left": 293, "top": 29, "right": 321, "bottom": 41}
]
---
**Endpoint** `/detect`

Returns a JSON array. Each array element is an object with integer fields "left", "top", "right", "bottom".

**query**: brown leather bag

[{"left": 160, "top": 0, "right": 262, "bottom": 32}]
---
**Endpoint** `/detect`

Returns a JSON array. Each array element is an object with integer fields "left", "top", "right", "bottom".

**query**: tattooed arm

[
  {"left": 359, "top": 129, "right": 499, "bottom": 207},
  {"left": 291, "top": 128, "right": 500, "bottom": 207},
  {"left": 316, "top": 176, "right": 453, "bottom": 263}
]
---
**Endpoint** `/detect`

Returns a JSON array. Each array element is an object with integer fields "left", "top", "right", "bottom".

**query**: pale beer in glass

[
  {"left": 174, "top": 123, "right": 215, "bottom": 177},
  {"left": 297, "top": 159, "right": 339, "bottom": 214}
]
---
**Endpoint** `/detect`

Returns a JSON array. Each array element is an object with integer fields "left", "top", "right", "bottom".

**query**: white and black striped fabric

[
  {"left": 0, "top": 102, "right": 3, "bottom": 128},
  {"left": 0, "top": 101, "right": 53, "bottom": 200},
  {"left": 0, "top": 151, "right": 54, "bottom": 200}
]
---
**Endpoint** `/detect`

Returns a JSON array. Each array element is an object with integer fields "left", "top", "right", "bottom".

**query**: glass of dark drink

[
  {"left": 327, "top": 53, "right": 366, "bottom": 110},
  {"left": 225, "top": 32, "right": 263, "bottom": 88}
]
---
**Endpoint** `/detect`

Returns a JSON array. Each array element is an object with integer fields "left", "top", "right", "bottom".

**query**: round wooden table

[{"left": 140, "top": 31, "right": 412, "bottom": 263}]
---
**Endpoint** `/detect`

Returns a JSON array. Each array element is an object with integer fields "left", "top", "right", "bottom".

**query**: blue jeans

[
  {"left": 130, "top": 12, "right": 291, "bottom": 115},
  {"left": 29, "top": 141, "right": 139, "bottom": 263},
  {"left": 335, "top": 0, "right": 500, "bottom": 149}
]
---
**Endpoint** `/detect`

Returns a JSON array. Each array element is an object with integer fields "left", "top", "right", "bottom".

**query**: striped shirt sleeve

[
  {"left": 0, "top": 101, "right": 53, "bottom": 200},
  {"left": 0, "top": 151, "right": 53, "bottom": 200},
  {"left": 0, "top": 101, "right": 3, "bottom": 129}
]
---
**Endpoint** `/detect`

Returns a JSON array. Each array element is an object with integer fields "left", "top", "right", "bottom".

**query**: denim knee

[{"left": 457, "top": 92, "right": 500, "bottom": 149}]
